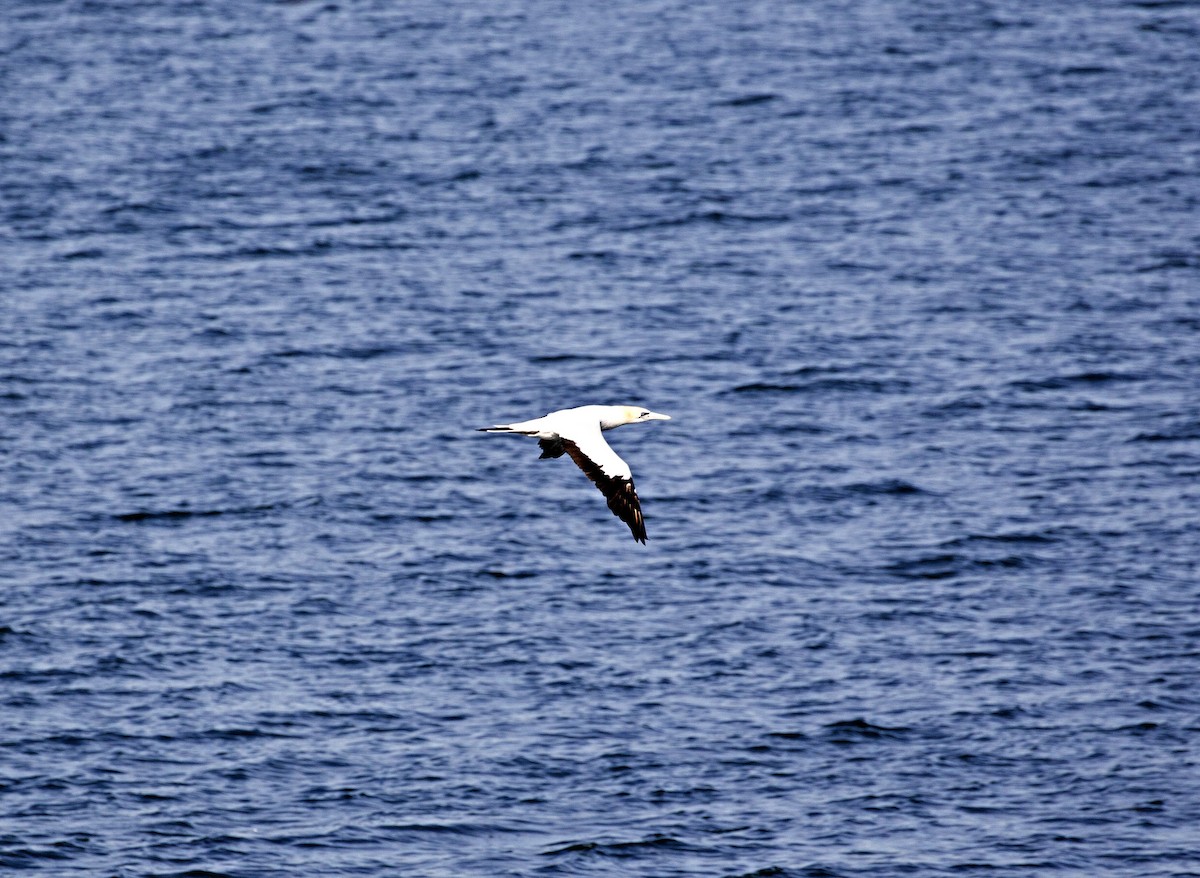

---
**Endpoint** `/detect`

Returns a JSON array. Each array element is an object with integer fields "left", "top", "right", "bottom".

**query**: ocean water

[{"left": 3, "top": 1, "right": 1199, "bottom": 875}]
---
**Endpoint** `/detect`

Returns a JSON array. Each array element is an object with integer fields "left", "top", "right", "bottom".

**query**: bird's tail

[{"left": 476, "top": 424, "right": 536, "bottom": 434}]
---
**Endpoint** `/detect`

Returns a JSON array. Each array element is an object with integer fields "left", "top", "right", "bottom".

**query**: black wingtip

[{"left": 627, "top": 511, "right": 648, "bottom": 544}]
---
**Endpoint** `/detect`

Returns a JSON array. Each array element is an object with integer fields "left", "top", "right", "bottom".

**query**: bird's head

[{"left": 613, "top": 406, "right": 671, "bottom": 428}]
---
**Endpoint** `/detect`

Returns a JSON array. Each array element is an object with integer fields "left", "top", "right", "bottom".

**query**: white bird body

[{"left": 477, "top": 404, "right": 671, "bottom": 543}]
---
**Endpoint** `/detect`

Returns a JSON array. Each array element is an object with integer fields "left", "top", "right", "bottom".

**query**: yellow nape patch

[{"left": 622, "top": 406, "right": 642, "bottom": 423}]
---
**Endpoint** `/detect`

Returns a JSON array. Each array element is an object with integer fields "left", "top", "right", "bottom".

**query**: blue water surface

[{"left": 3, "top": 1, "right": 1199, "bottom": 876}]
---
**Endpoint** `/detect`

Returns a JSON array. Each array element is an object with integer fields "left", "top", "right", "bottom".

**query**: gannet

[{"left": 477, "top": 404, "right": 671, "bottom": 543}]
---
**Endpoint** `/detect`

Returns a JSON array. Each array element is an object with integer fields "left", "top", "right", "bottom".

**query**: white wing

[{"left": 565, "top": 422, "right": 632, "bottom": 481}]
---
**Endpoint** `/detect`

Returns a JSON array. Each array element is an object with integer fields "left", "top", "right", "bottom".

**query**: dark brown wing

[
  {"left": 560, "top": 439, "right": 647, "bottom": 543},
  {"left": 538, "top": 437, "right": 566, "bottom": 459}
]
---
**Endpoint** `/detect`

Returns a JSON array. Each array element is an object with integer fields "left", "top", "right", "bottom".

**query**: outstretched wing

[{"left": 558, "top": 431, "right": 647, "bottom": 544}]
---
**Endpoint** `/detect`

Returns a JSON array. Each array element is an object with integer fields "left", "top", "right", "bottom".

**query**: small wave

[
  {"left": 1131, "top": 419, "right": 1200, "bottom": 442},
  {"left": 881, "top": 553, "right": 962, "bottom": 580},
  {"left": 261, "top": 344, "right": 407, "bottom": 362},
  {"left": 543, "top": 834, "right": 691, "bottom": 857},
  {"left": 115, "top": 502, "right": 284, "bottom": 523},
  {"left": 617, "top": 210, "right": 792, "bottom": 232},
  {"left": 939, "top": 531, "right": 1058, "bottom": 548},
  {"left": 715, "top": 92, "right": 780, "bottom": 107},
  {"left": 57, "top": 248, "right": 107, "bottom": 260},
  {"left": 529, "top": 353, "right": 606, "bottom": 363},
  {"left": 1134, "top": 249, "right": 1200, "bottom": 272},
  {"left": 174, "top": 241, "right": 336, "bottom": 261},
  {"left": 844, "top": 478, "right": 925, "bottom": 496},
  {"left": 802, "top": 479, "right": 928, "bottom": 503},
  {"left": 730, "top": 377, "right": 909, "bottom": 395},
  {"left": 824, "top": 718, "right": 912, "bottom": 742},
  {"left": 1009, "top": 371, "right": 1143, "bottom": 392},
  {"left": 0, "top": 842, "right": 91, "bottom": 867},
  {"left": 881, "top": 548, "right": 1036, "bottom": 580},
  {"left": 184, "top": 727, "right": 302, "bottom": 742},
  {"left": 376, "top": 822, "right": 491, "bottom": 835},
  {"left": 100, "top": 199, "right": 176, "bottom": 216},
  {"left": 731, "top": 382, "right": 803, "bottom": 393}
]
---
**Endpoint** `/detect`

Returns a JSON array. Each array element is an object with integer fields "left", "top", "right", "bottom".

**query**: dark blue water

[{"left": 3, "top": 1, "right": 1199, "bottom": 875}]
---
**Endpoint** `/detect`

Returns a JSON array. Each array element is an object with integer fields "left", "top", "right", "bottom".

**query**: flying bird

[{"left": 477, "top": 404, "right": 671, "bottom": 543}]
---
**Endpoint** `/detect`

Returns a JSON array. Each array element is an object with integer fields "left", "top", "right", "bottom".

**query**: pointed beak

[{"left": 645, "top": 411, "right": 671, "bottom": 421}]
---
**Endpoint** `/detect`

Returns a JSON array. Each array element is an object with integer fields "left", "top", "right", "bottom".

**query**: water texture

[{"left": 2, "top": 1, "right": 1199, "bottom": 875}]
